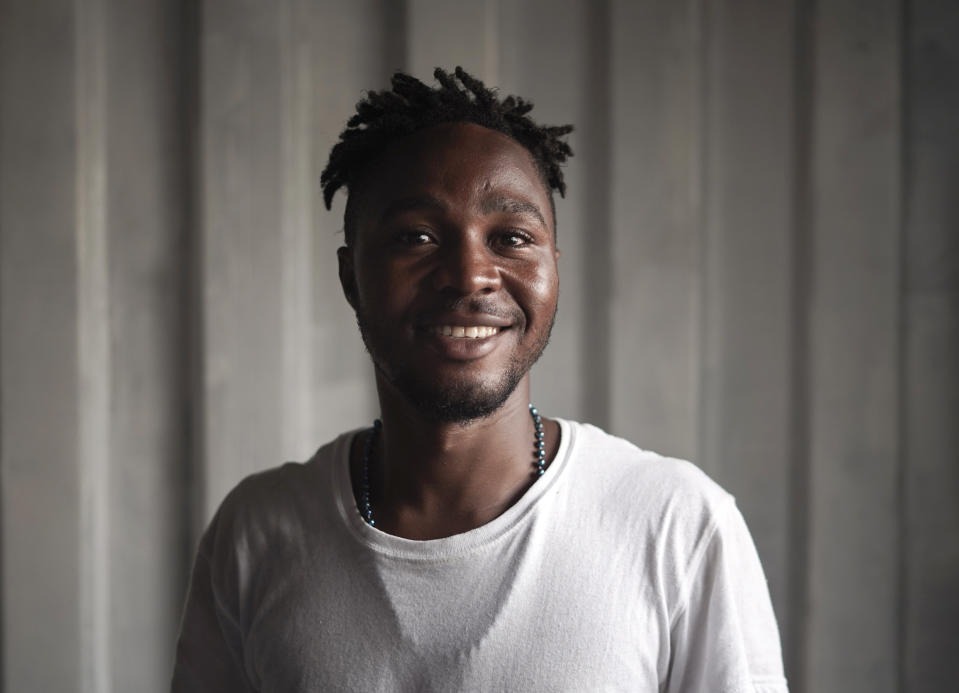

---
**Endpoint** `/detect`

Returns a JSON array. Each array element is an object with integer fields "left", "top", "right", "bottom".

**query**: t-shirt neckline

[{"left": 331, "top": 417, "right": 575, "bottom": 560}]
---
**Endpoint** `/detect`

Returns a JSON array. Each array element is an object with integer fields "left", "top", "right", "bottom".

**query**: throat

[{"left": 349, "top": 406, "right": 557, "bottom": 539}]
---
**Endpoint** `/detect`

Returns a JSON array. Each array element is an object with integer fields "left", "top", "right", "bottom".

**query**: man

[{"left": 172, "top": 67, "right": 788, "bottom": 692}]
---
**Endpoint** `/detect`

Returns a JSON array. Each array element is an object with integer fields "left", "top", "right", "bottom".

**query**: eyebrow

[
  {"left": 480, "top": 196, "right": 548, "bottom": 227},
  {"left": 379, "top": 194, "right": 447, "bottom": 222},
  {"left": 379, "top": 193, "right": 548, "bottom": 228}
]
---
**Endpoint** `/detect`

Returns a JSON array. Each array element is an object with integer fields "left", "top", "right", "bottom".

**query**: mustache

[{"left": 419, "top": 295, "right": 522, "bottom": 322}]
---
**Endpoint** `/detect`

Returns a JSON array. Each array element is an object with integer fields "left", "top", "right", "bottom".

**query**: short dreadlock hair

[{"left": 321, "top": 66, "right": 574, "bottom": 245}]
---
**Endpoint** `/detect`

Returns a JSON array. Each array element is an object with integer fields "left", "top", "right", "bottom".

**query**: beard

[{"left": 354, "top": 303, "right": 555, "bottom": 424}]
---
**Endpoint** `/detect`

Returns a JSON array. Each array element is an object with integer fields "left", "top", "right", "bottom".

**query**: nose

[{"left": 430, "top": 235, "right": 501, "bottom": 295}]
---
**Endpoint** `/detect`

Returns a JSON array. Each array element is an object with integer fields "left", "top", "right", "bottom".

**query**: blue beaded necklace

[{"left": 359, "top": 403, "right": 547, "bottom": 528}]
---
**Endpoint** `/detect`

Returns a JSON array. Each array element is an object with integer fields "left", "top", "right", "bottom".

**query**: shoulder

[
  {"left": 552, "top": 420, "right": 754, "bottom": 619},
  {"left": 559, "top": 419, "right": 733, "bottom": 521},
  {"left": 203, "top": 432, "right": 354, "bottom": 560},
  {"left": 557, "top": 420, "right": 740, "bottom": 582}
]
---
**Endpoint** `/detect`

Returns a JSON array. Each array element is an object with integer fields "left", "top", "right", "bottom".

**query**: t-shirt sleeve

[
  {"left": 664, "top": 498, "right": 789, "bottom": 693},
  {"left": 170, "top": 516, "right": 255, "bottom": 693}
]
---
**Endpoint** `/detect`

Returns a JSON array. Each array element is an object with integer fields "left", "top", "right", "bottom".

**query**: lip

[{"left": 415, "top": 311, "right": 514, "bottom": 329}]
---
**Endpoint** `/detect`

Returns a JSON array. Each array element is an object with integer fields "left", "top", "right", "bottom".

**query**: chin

[{"left": 386, "top": 367, "right": 524, "bottom": 424}]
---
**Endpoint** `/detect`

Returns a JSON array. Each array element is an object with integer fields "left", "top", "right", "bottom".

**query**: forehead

[{"left": 351, "top": 122, "right": 553, "bottom": 232}]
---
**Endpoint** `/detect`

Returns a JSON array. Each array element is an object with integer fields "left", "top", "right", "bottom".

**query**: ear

[{"left": 337, "top": 246, "right": 358, "bottom": 310}]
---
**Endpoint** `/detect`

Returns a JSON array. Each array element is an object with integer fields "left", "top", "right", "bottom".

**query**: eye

[
  {"left": 495, "top": 229, "right": 534, "bottom": 249},
  {"left": 395, "top": 228, "right": 436, "bottom": 246}
]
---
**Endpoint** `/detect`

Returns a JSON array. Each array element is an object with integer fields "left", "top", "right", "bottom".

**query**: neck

[{"left": 356, "top": 376, "right": 557, "bottom": 539}]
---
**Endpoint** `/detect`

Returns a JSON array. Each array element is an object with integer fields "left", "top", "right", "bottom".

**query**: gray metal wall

[{"left": 1, "top": 1, "right": 956, "bottom": 691}]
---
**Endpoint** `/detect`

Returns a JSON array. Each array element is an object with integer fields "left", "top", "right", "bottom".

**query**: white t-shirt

[{"left": 172, "top": 419, "right": 788, "bottom": 692}]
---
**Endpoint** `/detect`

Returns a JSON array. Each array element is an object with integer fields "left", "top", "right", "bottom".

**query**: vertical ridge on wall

[
  {"left": 697, "top": 0, "right": 797, "bottom": 667},
  {"left": 806, "top": 1, "right": 903, "bottom": 690},
  {"left": 177, "top": 0, "right": 204, "bottom": 571},
  {"left": 104, "top": 0, "right": 201, "bottom": 685},
  {"left": 609, "top": 0, "right": 703, "bottom": 460},
  {"left": 787, "top": 1, "right": 814, "bottom": 689},
  {"left": 382, "top": 0, "right": 408, "bottom": 75},
  {"left": 901, "top": 1, "right": 959, "bottom": 689},
  {"left": 75, "top": 1, "right": 113, "bottom": 690},
  {"left": 580, "top": 0, "right": 613, "bottom": 429},
  {"left": 2, "top": 2, "right": 85, "bottom": 688},
  {"left": 198, "top": 0, "right": 286, "bottom": 521},
  {"left": 895, "top": 5, "right": 909, "bottom": 693},
  {"left": 278, "top": 0, "right": 316, "bottom": 462}
]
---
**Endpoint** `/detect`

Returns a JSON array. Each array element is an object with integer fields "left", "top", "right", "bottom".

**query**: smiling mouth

[{"left": 430, "top": 325, "right": 501, "bottom": 339}]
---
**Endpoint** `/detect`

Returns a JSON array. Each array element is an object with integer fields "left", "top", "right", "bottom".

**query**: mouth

[
  {"left": 414, "top": 318, "right": 512, "bottom": 361},
  {"left": 429, "top": 325, "right": 501, "bottom": 339}
]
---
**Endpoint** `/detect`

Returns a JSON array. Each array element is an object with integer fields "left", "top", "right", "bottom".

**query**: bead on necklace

[
  {"left": 360, "top": 404, "right": 547, "bottom": 528},
  {"left": 359, "top": 419, "right": 380, "bottom": 526}
]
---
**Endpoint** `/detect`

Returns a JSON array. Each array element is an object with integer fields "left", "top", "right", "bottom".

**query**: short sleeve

[
  {"left": 664, "top": 499, "right": 789, "bottom": 693},
  {"left": 170, "top": 516, "right": 256, "bottom": 693}
]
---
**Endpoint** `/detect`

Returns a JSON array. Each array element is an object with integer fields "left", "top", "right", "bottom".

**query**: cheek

[
  {"left": 356, "top": 262, "right": 420, "bottom": 316},
  {"left": 533, "top": 257, "right": 560, "bottom": 301},
  {"left": 517, "top": 261, "right": 559, "bottom": 317}
]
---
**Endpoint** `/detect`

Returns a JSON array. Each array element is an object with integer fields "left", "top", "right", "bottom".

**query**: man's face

[{"left": 338, "top": 122, "right": 560, "bottom": 422}]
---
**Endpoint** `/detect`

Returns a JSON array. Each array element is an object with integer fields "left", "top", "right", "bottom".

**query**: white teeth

[{"left": 433, "top": 325, "right": 499, "bottom": 339}]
